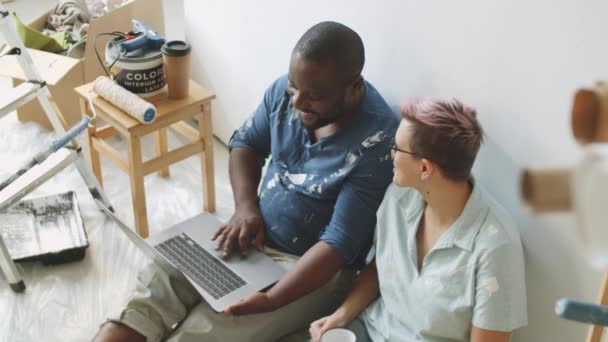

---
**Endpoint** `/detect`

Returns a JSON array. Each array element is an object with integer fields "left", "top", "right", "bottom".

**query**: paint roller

[{"left": 93, "top": 76, "right": 157, "bottom": 124}]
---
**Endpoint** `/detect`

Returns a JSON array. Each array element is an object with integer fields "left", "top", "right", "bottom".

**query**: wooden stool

[{"left": 75, "top": 80, "right": 216, "bottom": 238}]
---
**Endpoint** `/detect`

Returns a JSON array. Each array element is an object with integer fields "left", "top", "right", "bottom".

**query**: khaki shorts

[{"left": 108, "top": 247, "right": 355, "bottom": 342}]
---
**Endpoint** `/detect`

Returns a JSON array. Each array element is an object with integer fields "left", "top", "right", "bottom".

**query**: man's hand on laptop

[{"left": 211, "top": 206, "right": 265, "bottom": 258}]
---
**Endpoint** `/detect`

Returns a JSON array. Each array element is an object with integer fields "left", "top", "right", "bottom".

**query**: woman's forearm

[{"left": 335, "top": 259, "right": 381, "bottom": 321}]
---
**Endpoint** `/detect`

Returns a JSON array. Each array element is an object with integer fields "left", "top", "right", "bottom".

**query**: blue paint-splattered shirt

[{"left": 229, "top": 75, "right": 398, "bottom": 266}]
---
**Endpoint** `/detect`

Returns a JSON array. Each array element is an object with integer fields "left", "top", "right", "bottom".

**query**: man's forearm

[
  {"left": 266, "top": 241, "right": 345, "bottom": 308},
  {"left": 229, "top": 147, "right": 263, "bottom": 209},
  {"left": 334, "top": 259, "right": 380, "bottom": 322}
]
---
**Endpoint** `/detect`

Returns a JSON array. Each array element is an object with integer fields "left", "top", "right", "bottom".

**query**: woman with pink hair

[{"left": 310, "top": 98, "right": 527, "bottom": 342}]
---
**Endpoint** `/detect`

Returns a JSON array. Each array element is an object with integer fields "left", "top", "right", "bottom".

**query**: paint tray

[{"left": 0, "top": 191, "right": 88, "bottom": 265}]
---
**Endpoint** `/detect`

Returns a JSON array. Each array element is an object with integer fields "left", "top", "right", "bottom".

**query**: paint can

[{"left": 105, "top": 43, "right": 166, "bottom": 98}]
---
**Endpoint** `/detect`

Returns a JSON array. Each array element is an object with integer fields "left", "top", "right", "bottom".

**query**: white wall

[
  {"left": 184, "top": 1, "right": 608, "bottom": 341},
  {"left": 162, "top": 0, "right": 185, "bottom": 41}
]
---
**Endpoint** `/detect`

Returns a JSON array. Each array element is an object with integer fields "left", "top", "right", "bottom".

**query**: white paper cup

[{"left": 321, "top": 328, "right": 356, "bottom": 342}]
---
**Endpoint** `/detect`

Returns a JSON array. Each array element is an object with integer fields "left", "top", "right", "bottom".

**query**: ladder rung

[
  {"left": 0, "top": 147, "right": 80, "bottom": 212},
  {"left": 0, "top": 81, "right": 44, "bottom": 119}
]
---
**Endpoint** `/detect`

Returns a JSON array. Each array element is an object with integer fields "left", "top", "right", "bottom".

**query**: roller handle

[
  {"left": 572, "top": 83, "right": 608, "bottom": 144},
  {"left": 555, "top": 298, "right": 608, "bottom": 326},
  {"left": 572, "top": 89, "right": 600, "bottom": 143},
  {"left": 50, "top": 116, "right": 91, "bottom": 152},
  {"left": 520, "top": 167, "right": 572, "bottom": 212}
]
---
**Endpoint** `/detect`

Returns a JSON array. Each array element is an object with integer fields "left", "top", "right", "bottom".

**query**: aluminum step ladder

[{"left": 0, "top": 5, "right": 114, "bottom": 293}]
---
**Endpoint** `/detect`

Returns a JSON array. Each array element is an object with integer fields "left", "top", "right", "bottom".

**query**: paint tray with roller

[{"left": 0, "top": 191, "right": 88, "bottom": 265}]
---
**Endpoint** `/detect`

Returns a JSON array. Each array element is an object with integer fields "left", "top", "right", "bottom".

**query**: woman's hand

[{"left": 309, "top": 311, "right": 350, "bottom": 342}]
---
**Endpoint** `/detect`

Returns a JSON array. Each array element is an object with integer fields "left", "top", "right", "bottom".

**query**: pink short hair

[{"left": 400, "top": 97, "right": 484, "bottom": 181}]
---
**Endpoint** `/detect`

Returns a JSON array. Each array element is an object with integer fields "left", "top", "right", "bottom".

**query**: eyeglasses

[{"left": 389, "top": 137, "right": 425, "bottom": 159}]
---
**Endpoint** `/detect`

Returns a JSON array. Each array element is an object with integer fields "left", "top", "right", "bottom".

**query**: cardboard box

[{"left": 0, "top": 0, "right": 164, "bottom": 129}]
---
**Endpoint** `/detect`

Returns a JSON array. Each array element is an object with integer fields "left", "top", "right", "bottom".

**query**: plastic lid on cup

[
  {"left": 321, "top": 328, "right": 356, "bottom": 342},
  {"left": 161, "top": 40, "right": 191, "bottom": 56}
]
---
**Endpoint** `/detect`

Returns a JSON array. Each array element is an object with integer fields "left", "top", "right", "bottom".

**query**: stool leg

[
  {"left": 80, "top": 99, "right": 103, "bottom": 187},
  {"left": 199, "top": 103, "right": 216, "bottom": 212},
  {"left": 155, "top": 128, "right": 170, "bottom": 178},
  {"left": 126, "top": 135, "right": 149, "bottom": 238},
  {"left": 587, "top": 273, "right": 608, "bottom": 342}
]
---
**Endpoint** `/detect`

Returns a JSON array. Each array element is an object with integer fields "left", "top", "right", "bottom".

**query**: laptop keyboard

[{"left": 155, "top": 233, "right": 247, "bottom": 299}]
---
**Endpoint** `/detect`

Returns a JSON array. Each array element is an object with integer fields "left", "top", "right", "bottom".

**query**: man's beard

[{"left": 299, "top": 105, "right": 345, "bottom": 130}]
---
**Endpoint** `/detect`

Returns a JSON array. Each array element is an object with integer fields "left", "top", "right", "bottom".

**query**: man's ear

[
  {"left": 352, "top": 75, "right": 364, "bottom": 89},
  {"left": 345, "top": 76, "right": 364, "bottom": 101},
  {"left": 419, "top": 159, "right": 434, "bottom": 181}
]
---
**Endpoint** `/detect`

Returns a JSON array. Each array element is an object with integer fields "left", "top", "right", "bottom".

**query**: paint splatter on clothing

[{"left": 229, "top": 75, "right": 398, "bottom": 267}]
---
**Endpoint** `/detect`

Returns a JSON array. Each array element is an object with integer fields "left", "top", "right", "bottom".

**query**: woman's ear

[{"left": 419, "top": 158, "right": 434, "bottom": 181}]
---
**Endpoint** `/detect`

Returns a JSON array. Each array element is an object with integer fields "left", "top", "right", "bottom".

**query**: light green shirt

[{"left": 361, "top": 181, "right": 527, "bottom": 341}]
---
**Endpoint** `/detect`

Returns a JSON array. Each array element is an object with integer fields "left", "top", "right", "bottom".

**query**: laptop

[{"left": 96, "top": 200, "right": 286, "bottom": 312}]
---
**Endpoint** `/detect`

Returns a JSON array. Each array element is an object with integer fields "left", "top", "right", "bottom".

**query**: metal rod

[
  {"left": 0, "top": 233, "right": 24, "bottom": 292},
  {"left": 0, "top": 147, "right": 80, "bottom": 212}
]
